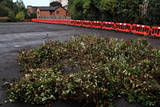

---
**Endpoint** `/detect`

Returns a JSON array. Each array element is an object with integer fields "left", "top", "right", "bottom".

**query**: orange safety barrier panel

[
  {"left": 31, "top": 19, "right": 36, "bottom": 22},
  {"left": 92, "top": 21, "right": 102, "bottom": 28},
  {"left": 35, "top": 19, "right": 38, "bottom": 22},
  {"left": 33, "top": 19, "right": 39, "bottom": 22},
  {"left": 37, "top": 19, "right": 42, "bottom": 22},
  {"left": 49, "top": 19, "right": 54, "bottom": 24},
  {"left": 131, "top": 24, "right": 151, "bottom": 35},
  {"left": 68, "top": 20, "right": 75, "bottom": 25},
  {"left": 41, "top": 19, "right": 46, "bottom": 23},
  {"left": 63, "top": 19, "right": 70, "bottom": 25},
  {"left": 116, "top": 23, "right": 132, "bottom": 32},
  {"left": 49, "top": 19, "right": 53, "bottom": 23},
  {"left": 62, "top": 19, "right": 66, "bottom": 24},
  {"left": 42, "top": 19, "right": 46, "bottom": 23},
  {"left": 37, "top": 19, "right": 41, "bottom": 22},
  {"left": 151, "top": 26, "right": 160, "bottom": 37},
  {"left": 102, "top": 22, "right": 115, "bottom": 30},
  {"left": 82, "top": 20, "right": 92, "bottom": 27},
  {"left": 53, "top": 19, "right": 60, "bottom": 24},
  {"left": 58, "top": 19, "right": 63, "bottom": 24},
  {"left": 45, "top": 19, "right": 50, "bottom": 23},
  {"left": 75, "top": 20, "right": 83, "bottom": 26},
  {"left": 49, "top": 19, "right": 55, "bottom": 24},
  {"left": 59, "top": 19, "right": 67, "bottom": 25}
]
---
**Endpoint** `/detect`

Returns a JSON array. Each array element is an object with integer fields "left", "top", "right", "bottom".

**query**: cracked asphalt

[{"left": 0, "top": 22, "right": 160, "bottom": 107}]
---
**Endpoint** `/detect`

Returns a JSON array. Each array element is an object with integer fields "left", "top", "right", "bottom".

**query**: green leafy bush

[
  {"left": 30, "top": 13, "right": 37, "bottom": 19},
  {"left": 0, "top": 18, "right": 19, "bottom": 22},
  {"left": 5, "top": 35, "right": 160, "bottom": 106},
  {"left": 16, "top": 12, "right": 25, "bottom": 22},
  {"left": 0, "top": 18, "right": 13, "bottom": 22}
]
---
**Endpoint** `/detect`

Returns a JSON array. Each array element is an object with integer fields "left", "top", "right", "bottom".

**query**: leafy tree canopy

[
  {"left": 68, "top": 0, "right": 160, "bottom": 25},
  {"left": 50, "top": 1, "right": 62, "bottom": 7},
  {"left": 144, "top": 0, "right": 160, "bottom": 26},
  {"left": 16, "top": 11, "right": 25, "bottom": 21},
  {"left": 0, "top": 0, "right": 26, "bottom": 19}
]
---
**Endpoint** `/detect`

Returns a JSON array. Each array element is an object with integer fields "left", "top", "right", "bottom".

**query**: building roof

[
  {"left": 63, "top": 5, "right": 68, "bottom": 8},
  {"left": 39, "top": 6, "right": 61, "bottom": 11},
  {"left": 27, "top": 5, "right": 49, "bottom": 8}
]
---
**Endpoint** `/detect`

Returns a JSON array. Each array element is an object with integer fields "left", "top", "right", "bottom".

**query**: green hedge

[
  {"left": 0, "top": 18, "right": 10, "bottom": 22},
  {"left": 0, "top": 18, "right": 18, "bottom": 22},
  {"left": 4, "top": 35, "right": 160, "bottom": 106}
]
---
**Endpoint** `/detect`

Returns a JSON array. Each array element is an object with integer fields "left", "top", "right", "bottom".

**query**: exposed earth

[{"left": 0, "top": 22, "right": 160, "bottom": 107}]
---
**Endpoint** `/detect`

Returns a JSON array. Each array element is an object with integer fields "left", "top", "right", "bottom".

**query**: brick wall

[
  {"left": 40, "top": 11, "right": 50, "bottom": 16},
  {"left": 37, "top": 7, "right": 67, "bottom": 18},
  {"left": 53, "top": 7, "right": 66, "bottom": 16}
]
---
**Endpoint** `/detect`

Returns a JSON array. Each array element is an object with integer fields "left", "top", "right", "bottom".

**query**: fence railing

[{"left": 38, "top": 16, "right": 71, "bottom": 19}]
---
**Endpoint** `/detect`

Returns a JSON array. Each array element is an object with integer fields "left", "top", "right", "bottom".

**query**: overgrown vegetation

[
  {"left": 5, "top": 35, "right": 160, "bottom": 106},
  {"left": 0, "top": 18, "right": 13, "bottom": 22},
  {"left": 0, "top": 0, "right": 27, "bottom": 22},
  {"left": 143, "top": 0, "right": 160, "bottom": 26},
  {"left": 16, "top": 11, "right": 25, "bottom": 22},
  {"left": 68, "top": 0, "right": 144, "bottom": 23},
  {"left": 68, "top": 0, "right": 160, "bottom": 25}
]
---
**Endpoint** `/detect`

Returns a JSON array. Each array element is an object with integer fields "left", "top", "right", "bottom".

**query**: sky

[{"left": 12, "top": 0, "right": 50, "bottom": 7}]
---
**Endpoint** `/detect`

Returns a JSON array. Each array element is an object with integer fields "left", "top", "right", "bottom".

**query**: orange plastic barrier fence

[
  {"left": 82, "top": 20, "right": 92, "bottom": 27},
  {"left": 131, "top": 24, "right": 151, "bottom": 35},
  {"left": 36, "top": 19, "right": 39, "bottom": 22},
  {"left": 49, "top": 19, "right": 53, "bottom": 23},
  {"left": 60, "top": 19, "right": 68, "bottom": 24},
  {"left": 116, "top": 23, "right": 132, "bottom": 32},
  {"left": 68, "top": 20, "right": 75, "bottom": 26},
  {"left": 31, "top": 19, "right": 36, "bottom": 22},
  {"left": 92, "top": 21, "right": 102, "bottom": 28},
  {"left": 53, "top": 19, "right": 60, "bottom": 24},
  {"left": 75, "top": 20, "right": 83, "bottom": 26},
  {"left": 102, "top": 22, "right": 115, "bottom": 30},
  {"left": 45, "top": 19, "right": 50, "bottom": 23},
  {"left": 37, "top": 19, "right": 41, "bottom": 22},
  {"left": 151, "top": 26, "right": 160, "bottom": 37},
  {"left": 56, "top": 19, "right": 64, "bottom": 24},
  {"left": 31, "top": 19, "right": 160, "bottom": 36},
  {"left": 41, "top": 19, "right": 46, "bottom": 23},
  {"left": 63, "top": 19, "right": 70, "bottom": 25},
  {"left": 32, "top": 19, "right": 40, "bottom": 22},
  {"left": 49, "top": 19, "right": 54, "bottom": 23},
  {"left": 41, "top": 19, "right": 45, "bottom": 22}
]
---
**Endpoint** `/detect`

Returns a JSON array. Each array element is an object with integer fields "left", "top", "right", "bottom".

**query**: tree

[
  {"left": 68, "top": 0, "right": 74, "bottom": 10},
  {"left": 68, "top": 0, "right": 144, "bottom": 23},
  {"left": 0, "top": 0, "right": 13, "bottom": 17},
  {"left": 15, "top": 0, "right": 26, "bottom": 13},
  {"left": 8, "top": 11, "right": 15, "bottom": 20},
  {"left": 0, "top": 5, "right": 9, "bottom": 16},
  {"left": 30, "top": 13, "right": 37, "bottom": 18},
  {"left": 16, "top": 11, "right": 25, "bottom": 21},
  {"left": 0, "top": 0, "right": 4, "bottom": 2},
  {"left": 69, "top": 0, "right": 85, "bottom": 20},
  {"left": 144, "top": 0, "right": 160, "bottom": 25},
  {"left": 99, "top": 0, "right": 118, "bottom": 21},
  {"left": 50, "top": 1, "right": 62, "bottom": 7},
  {"left": 0, "top": 0, "right": 26, "bottom": 19},
  {"left": 83, "top": 0, "right": 101, "bottom": 21}
]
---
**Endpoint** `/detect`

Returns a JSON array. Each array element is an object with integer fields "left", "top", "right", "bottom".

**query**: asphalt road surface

[{"left": 0, "top": 22, "right": 160, "bottom": 107}]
